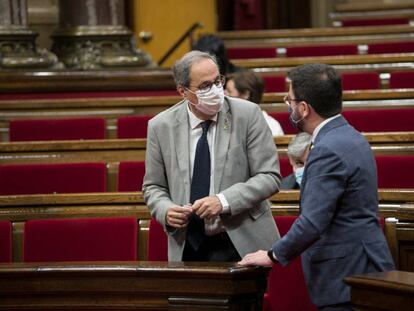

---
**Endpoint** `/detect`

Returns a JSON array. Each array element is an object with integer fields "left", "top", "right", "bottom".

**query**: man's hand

[
  {"left": 165, "top": 205, "right": 192, "bottom": 228},
  {"left": 192, "top": 196, "right": 223, "bottom": 220},
  {"left": 238, "top": 250, "right": 273, "bottom": 267}
]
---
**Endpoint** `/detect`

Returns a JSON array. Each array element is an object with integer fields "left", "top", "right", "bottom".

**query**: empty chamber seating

[
  {"left": 23, "top": 217, "right": 138, "bottom": 262},
  {"left": 0, "top": 162, "right": 107, "bottom": 195},
  {"left": 9, "top": 117, "right": 106, "bottom": 141},
  {"left": 148, "top": 218, "right": 168, "bottom": 261},
  {"left": 376, "top": 155, "right": 414, "bottom": 188},
  {"left": 0, "top": 220, "right": 12, "bottom": 263}
]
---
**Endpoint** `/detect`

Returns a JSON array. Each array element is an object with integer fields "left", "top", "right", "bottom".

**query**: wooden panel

[
  {"left": 0, "top": 262, "right": 269, "bottom": 310},
  {"left": 345, "top": 270, "right": 414, "bottom": 311}
]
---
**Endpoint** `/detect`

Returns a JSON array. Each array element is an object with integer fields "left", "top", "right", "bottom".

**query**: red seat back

[
  {"left": 263, "top": 76, "right": 287, "bottom": 92},
  {"left": 117, "top": 115, "right": 153, "bottom": 139},
  {"left": 0, "top": 162, "right": 107, "bottom": 195},
  {"left": 227, "top": 47, "right": 277, "bottom": 59},
  {"left": 286, "top": 44, "right": 358, "bottom": 57},
  {"left": 279, "top": 156, "right": 292, "bottom": 178},
  {"left": 117, "top": 161, "right": 145, "bottom": 191},
  {"left": 342, "top": 108, "right": 414, "bottom": 132},
  {"left": 23, "top": 217, "right": 137, "bottom": 262},
  {"left": 9, "top": 117, "right": 106, "bottom": 141},
  {"left": 368, "top": 41, "right": 414, "bottom": 54},
  {"left": 0, "top": 220, "right": 12, "bottom": 263},
  {"left": 389, "top": 71, "right": 414, "bottom": 89},
  {"left": 376, "top": 155, "right": 414, "bottom": 188},
  {"left": 148, "top": 218, "right": 168, "bottom": 261},
  {"left": 265, "top": 216, "right": 317, "bottom": 311},
  {"left": 342, "top": 72, "right": 381, "bottom": 90}
]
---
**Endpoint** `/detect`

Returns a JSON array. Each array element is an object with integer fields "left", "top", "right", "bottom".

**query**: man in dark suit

[{"left": 239, "top": 63, "right": 395, "bottom": 311}]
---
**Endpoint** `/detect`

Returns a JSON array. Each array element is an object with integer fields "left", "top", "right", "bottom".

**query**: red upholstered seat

[
  {"left": 0, "top": 162, "right": 107, "bottom": 195},
  {"left": 9, "top": 117, "right": 106, "bottom": 141},
  {"left": 117, "top": 115, "right": 153, "bottom": 139},
  {"left": 376, "top": 155, "right": 414, "bottom": 188},
  {"left": 23, "top": 217, "right": 137, "bottom": 262},
  {"left": 389, "top": 71, "right": 414, "bottom": 89},
  {"left": 339, "top": 18, "right": 410, "bottom": 27},
  {"left": 342, "top": 72, "right": 381, "bottom": 90},
  {"left": 264, "top": 216, "right": 317, "bottom": 311},
  {"left": 267, "top": 112, "right": 298, "bottom": 135},
  {"left": 279, "top": 156, "right": 292, "bottom": 178},
  {"left": 148, "top": 218, "right": 168, "bottom": 261},
  {"left": 342, "top": 108, "right": 414, "bottom": 132},
  {"left": 286, "top": 44, "right": 358, "bottom": 57},
  {"left": 227, "top": 47, "right": 276, "bottom": 59},
  {"left": 0, "top": 220, "right": 12, "bottom": 263},
  {"left": 368, "top": 41, "right": 414, "bottom": 54},
  {"left": 263, "top": 76, "right": 287, "bottom": 92},
  {"left": 117, "top": 161, "right": 145, "bottom": 192}
]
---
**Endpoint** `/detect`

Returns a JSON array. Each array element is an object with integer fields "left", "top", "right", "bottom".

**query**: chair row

[
  {"left": 227, "top": 41, "right": 414, "bottom": 59},
  {"left": 0, "top": 213, "right": 397, "bottom": 311},
  {"left": 262, "top": 70, "right": 414, "bottom": 92},
  {"left": 1, "top": 151, "right": 414, "bottom": 196},
  {"left": 7, "top": 105, "right": 414, "bottom": 142}
]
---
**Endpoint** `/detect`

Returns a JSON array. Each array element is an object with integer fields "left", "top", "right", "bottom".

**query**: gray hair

[
  {"left": 172, "top": 50, "right": 218, "bottom": 87},
  {"left": 287, "top": 132, "right": 312, "bottom": 158}
]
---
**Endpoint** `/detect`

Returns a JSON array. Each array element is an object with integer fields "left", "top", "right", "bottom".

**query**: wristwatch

[{"left": 267, "top": 249, "right": 278, "bottom": 263}]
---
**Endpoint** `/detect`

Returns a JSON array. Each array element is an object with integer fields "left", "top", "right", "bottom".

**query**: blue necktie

[{"left": 187, "top": 120, "right": 212, "bottom": 250}]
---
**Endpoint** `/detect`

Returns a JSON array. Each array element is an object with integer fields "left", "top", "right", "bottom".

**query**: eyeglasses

[
  {"left": 284, "top": 95, "right": 303, "bottom": 106},
  {"left": 188, "top": 75, "right": 226, "bottom": 94}
]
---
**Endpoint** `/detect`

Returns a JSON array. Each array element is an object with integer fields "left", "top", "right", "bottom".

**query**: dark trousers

[
  {"left": 182, "top": 231, "right": 241, "bottom": 262},
  {"left": 319, "top": 302, "right": 353, "bottom": 311}
]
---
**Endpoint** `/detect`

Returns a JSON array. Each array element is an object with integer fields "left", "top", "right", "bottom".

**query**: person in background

[
  {"left": 239, "top": 63, "right": 394, "bottom": 311},
  {"left": 225, "top": 69, "right": 284, "bottom": 136},
  {"left": 143, "top": 51, "right": 281, "bottom": 262},
  {"left": 281, "top": 132, "right": 312, "bottom": 189},
  {"left": 192, "top": 34, "right": 240, "bottom": 76}
]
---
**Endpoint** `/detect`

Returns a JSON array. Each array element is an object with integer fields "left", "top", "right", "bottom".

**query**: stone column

[
  {"left": 0, "top": 0, "right": 60, "bottom": 69},
  {"left": 52, "top": 0, "right": 152, "bottom": 70}
]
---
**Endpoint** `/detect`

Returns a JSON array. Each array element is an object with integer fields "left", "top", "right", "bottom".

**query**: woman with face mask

[{"left": 280, "top": 132, "right": 312, "bottom": 189}]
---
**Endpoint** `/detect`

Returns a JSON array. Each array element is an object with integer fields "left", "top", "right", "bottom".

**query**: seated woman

[
  {"left": 280, "top": 132, "right": 312, "bottom": 189},
  {"left": 225, "top": 69, "right": 284, "bottom": 136}
]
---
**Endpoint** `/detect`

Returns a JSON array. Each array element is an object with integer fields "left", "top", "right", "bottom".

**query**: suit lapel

[
  {"left": 214, "top": 98, "right": 231, "bottom": 193},
  {"left": 174, "top": 100, "right": 191, "bottom": 195}
]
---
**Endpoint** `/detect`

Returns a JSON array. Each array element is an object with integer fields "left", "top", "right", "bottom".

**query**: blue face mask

[{"left": 294, "top": 167, "right": 304, "bottom": 186}]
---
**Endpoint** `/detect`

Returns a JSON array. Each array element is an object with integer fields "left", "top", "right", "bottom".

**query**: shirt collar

[
  {"left": 312, "top": 114, "right": 341, "bottom": 143},
  {"left": 186, "top": 101, "right": 217, "bottom": 129}
]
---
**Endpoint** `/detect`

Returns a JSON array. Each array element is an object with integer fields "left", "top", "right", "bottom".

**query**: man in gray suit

[
  {"left": 143, "top": 51, "right": 281, "bottom": 262},
  {"left": 239, "top": 63, "right": 394, "bottom": 310}
]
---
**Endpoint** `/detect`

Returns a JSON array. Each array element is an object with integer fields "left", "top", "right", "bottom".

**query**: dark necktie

[{"left": 187, "top": 120, "right": 212, "bottom": 250}]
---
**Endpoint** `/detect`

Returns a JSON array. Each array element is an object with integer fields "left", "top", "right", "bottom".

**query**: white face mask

[
  {"left": 294, "top": 166, "right": 304, "bottom": 186},
  {"left": 189, "top": 84, "right": 224, "bottom": 116}
]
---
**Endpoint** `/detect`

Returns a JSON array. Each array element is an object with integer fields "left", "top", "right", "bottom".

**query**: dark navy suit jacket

[{"left": 272, "top": 115, "right": 394, "bottom": 307}]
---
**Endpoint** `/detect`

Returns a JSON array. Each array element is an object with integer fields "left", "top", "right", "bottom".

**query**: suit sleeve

[
  {"left": 221, "top": 104, "right": 281, "bottom": 215},
  {"left": 142, "top": 120, "right": 173, "bottom": 227},
  {"left": 273, "top": 145, "right": 348, "bottom": 266}
]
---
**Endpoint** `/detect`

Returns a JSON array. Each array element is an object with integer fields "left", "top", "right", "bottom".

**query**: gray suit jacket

[
  {"left": 272, "top": 116, "right": 394, "bottom": 307},
  {"left": 143, "top": 96, "right": 281, "bottom": 261}
]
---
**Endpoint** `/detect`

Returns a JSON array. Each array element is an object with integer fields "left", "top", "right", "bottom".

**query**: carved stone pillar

[
  {"left": 0, "top": 0, "right": 60, "bottom": 69},
  {"left": 52, "top": 0, "right": 152, "bottom": 70}
]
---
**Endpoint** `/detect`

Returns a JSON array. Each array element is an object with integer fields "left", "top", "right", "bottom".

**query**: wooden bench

[
  {"left": 0, "top": 190, "right": 413, "bottom": 270},
  {"left": 1, "top": 89, "right": 413, "bottom": 140},
  {"left": 0, "top": 261, "right": 268, "bottom": 310}
]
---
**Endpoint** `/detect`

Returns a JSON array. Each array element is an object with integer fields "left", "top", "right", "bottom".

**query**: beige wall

[{"left": 131, "top": 0, "right": 217, "bottom": 68}]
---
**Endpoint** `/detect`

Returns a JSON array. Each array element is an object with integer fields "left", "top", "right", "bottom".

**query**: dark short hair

[
  {"left": 228, "top": 69, "right": 264, "bottom": 104},
  {"left": 192, "top": 34, "right": 229, "bottom": 76},
  {"left": 288, "top": 63, "right": 342, "bottom": 118}
]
